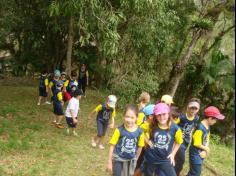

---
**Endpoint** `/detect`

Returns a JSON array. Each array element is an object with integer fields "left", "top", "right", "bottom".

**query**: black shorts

[
  {"left": 39, "top": 87, "right": 47, "bottom": 97},
  {"left": 53, "top": 102, "right": 64, "bottom": 115},
  {"left": 66, "top": 116, "right": 77, "bottom": 128}
]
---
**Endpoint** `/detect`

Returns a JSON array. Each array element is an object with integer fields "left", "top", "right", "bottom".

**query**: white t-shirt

[{"left": 65, "top": 97, "right": 80, "bottom": 118}]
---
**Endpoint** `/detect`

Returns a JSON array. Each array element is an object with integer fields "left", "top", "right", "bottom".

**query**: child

[
  {"left": 37, "top": 70, "right": 51, "bottom": 105},
  {"left": 174, "top": 98, "right": 200, "bottom": 176},
  {"left": 65, "top": 89, "right": 83, "bottom": 136},
  {"left": 49, "top": 69, "right": 61, "bottom": 102},
  {"left": 60, "top": 72, "right": 71, "bottom": 102},
  {"left": 89, "top": 95, "right": 117, "bottom": 149},
  {"left": 187, "top": 106, "right": 225, "bottom": 176},
  {"left": 67, "top": 72, "right": 79, "bottom": 97},
  {"left": 52, "top": 81, "right": 65, "bottom": 129},
  {"left": 136, "top": 92, "right": 151, "bottom": 126},
  {"left": 160, "top": 94, "right": 174, "bottom": 106},
  {"left": 134, "top": 104, "right": 155, "bottom": 176},
  {"left": 78, "top": 63, "right": 89, "bottom": 97},
  {"left": 107, "top": 104, "right": 145, "bottom": 176},
  {"left": 142, "top": 103, "right": 183, "bottom": 176}
]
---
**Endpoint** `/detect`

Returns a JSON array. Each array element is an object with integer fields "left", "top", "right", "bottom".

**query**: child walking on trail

[
  {"left": 78, "top": 63, "right": 89, "bottom": 97},
  {"left": 65, "top": 89, "right": 83, "bottom": 136},
  {"left": 52, "top": 81, "right": 65, "bottom": 129},
  {"left": 142, "top": 103, "right": 183, "bottom": 176},
  {"left": 49, "top": 69, "right": 61, "bottom": 102},
  {"left": 107, "top": 104, "right": 145, "bottom": 176},
  {"left": 136, "top": 92, "right": 151, "bottom": 126},
  {"left": 174, "top": 98, "right": 200, "bottom": 176},
  {"left": 134, "top": 104, "right": 155, "bottom": 176},
  {"left": 187, "top": 106, "right": 225, "bottom": 176},
  {"left": 67, "top": 72, "right": 79, "bottom": 97},
  {"left": 89, "top": 95, "right": 117, "bottom": 150},
  {"left": 37, "top": 70, "right": 51, "bottom": 105}
]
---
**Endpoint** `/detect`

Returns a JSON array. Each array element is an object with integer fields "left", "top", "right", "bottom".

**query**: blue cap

[{"left": 143, "top": 104, "right": 155, "bottom": 116}]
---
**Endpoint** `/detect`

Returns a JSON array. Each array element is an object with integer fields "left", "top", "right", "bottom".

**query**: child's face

[
  {"left": 54, "top": 76, "right": 60, "bottom": 80},
  {"left": 61, "top": 75, "right": 66, "bottom": 79},
  {"left": 208, "top": 117, "right": 217, "bottom": 126},
  {"left": 156, "top": 113, "right": 169, "bottom": 126},
  {"left": 147, "top": 115, "right": 154, "bottom": 122},
  {"left": 124, "top": 109, "right": 137, "bottom": 128},
  {"left": 187, "top": 107, "right": 199, "bottom": 117}
]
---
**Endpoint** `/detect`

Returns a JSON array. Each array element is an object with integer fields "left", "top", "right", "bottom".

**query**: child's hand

[
  {"left": 199, "top": 151, "right": 207, "bottom": 159},
  {"left": 109, "top": 123, "right": 114, "bottom": 129},
  {"left": 167, "top": 153, "right": 175, "bottom": 166},
  {"left": 73, "top": 119, "right": 78, "bottom": 124},
  {"left": 147, "top": 140, "right": 154, "bottom": 149},
  {"left": 61, "top": 101, "right": 64, "bottom": 106},
  {"left": 205, "top": 146, "right": 210, "bottom": 153},
  {"left": 106, "top": 162, "right": 112, "bottom": 174}
]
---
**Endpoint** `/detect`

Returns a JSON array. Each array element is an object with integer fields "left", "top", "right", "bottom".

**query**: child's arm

[
  {"left": 136, "top": 147, "right": 143, "bottom": 160},
  {"left": 106, "top": 145, "right": 114, "bottom": 173},
  {"left": 168, "top": 128, "right": 183, "bottom": 166},
  {"left": 88, "top": 109, "right": 97, "bottom": 120},
  {"left": 193, "top": 130, "right": 210, "bottom": 153},
  {"left": 69, "top": 109, "right": 77, "bottom": 124},
  {"left": 109, "top": 110, "right": 116, "bottom": 129}
]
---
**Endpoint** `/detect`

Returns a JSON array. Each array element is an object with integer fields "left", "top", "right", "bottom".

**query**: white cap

[
  {"left": 107, "top": 95, "right": 117, "bottom": 108},
  {"left": 188, "top": 102, "right": 200, "bottom": 109}
]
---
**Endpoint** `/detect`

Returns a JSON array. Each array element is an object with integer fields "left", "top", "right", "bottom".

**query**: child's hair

[
  {"left": 123, "top": 104, "right": 139, "bottom": 117},
  {"left": 71, "top": 72, "right": 77, "bottom": 78},
  {"left": 188, "top": 98, "right": 201, "bottom": 105},
  {"left": 170, "top": 106, "right": 181, "bottom": 119},
  {"left": 41, "top": 70, "right": 47, "bottom": 75},
  {"left": 138, "top": 92, "right": 150, "bottom": 104},
  {"left": 73, "top": 89, "right": 83, "bottom": 97}
]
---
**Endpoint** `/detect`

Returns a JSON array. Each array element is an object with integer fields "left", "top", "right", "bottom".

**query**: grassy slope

[{"left": 0, "top": 86, "right": 234, "bottom": 176}]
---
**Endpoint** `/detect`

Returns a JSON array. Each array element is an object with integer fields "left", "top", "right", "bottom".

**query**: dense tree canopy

[{"left": 0, "top": 0, "right": 235, "bottom": 142}]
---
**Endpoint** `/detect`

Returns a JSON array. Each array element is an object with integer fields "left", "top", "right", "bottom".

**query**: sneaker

[
  {"left": 66, "top": 128, "right": 70, "bottom": 134},
  {"left": 56, "top": 123, "right": 64, "bottom": 129},
  {"left": 37, "top": 102, "right": 40, "bottom": 106},
  {"left": 73, "top": 131, "right": 78, "bottom": 136},
  {"left": 98, "top": 144, "right": 105, "bottom": 150},
  {"left": 51, "top": 120, "right": 56, "bottom": 125},
  {"left": 91, "top": 138, "right": 97, "bottom": 147},
  {"left": 45, "top": 101, "right": 51, "bottom": 105}
]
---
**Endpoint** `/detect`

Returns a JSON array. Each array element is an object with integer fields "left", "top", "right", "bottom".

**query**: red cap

[{"left": 204, "top": 106, "right": 225, "bottom": 120}]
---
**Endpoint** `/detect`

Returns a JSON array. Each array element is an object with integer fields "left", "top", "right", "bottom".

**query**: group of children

[
  {"left": 37, "top": 69, "right": 225, "bottom": 176},
  {"left": 104, "top": 93, "right": 225, "bottom": 176}
]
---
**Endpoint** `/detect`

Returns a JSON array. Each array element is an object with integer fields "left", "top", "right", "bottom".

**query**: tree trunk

[
  {"left": 167, "top": 30, "right": 202, "bottom": 97},
  {"left": 66, "top": 16, "right": 74, "bottom": 76}
]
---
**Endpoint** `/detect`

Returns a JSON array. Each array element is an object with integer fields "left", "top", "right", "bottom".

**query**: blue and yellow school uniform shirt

[
  {"left": 136, "top": 112, "right": 145, "bottom": 126},
  {"left": 49, "top": 79, "right": 60, "bottom": 95},
  {"left": 95, "top": 103, "right": 116, "bottom": 123},
  {"left": 144, "top": 122, "right": 183, "bottom": 164},
  {"left": 189, "top": 122, "right": 210, "bottom": 165},
  {"left": 53, "top": 89, "right": 63, "bottom": 104},
  {"left": 39, "top": 75, "right": 49, "bottom": 89},
  {"left": 61, "top": 79, "right": 69, "bottom": 88},
  {"left": 110, "top": 125, "right": 144, "bottom": 160},
  {"left": 175, "top": 113, "right": 199, "bottom": 145}
]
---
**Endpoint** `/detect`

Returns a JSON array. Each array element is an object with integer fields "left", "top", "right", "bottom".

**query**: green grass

[{"left": 0, "top": 85, "right": 234, "bottom": 176}]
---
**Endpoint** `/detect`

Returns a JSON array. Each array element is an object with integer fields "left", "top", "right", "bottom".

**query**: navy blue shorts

[
  {"left": 39, "top": 87, "right": 47, "bottom": 97},
  {"left": 66, "top": 117, "right": 77, "bottom": 128},
  {"left": 187, "top": 164, "right": 202, "bottom": 176},
  {"left": 96, "top": 119, "right": 108, "bottom": 137},
  {"left": 53, "top": 102, "right": 64, "bottom": 115}
]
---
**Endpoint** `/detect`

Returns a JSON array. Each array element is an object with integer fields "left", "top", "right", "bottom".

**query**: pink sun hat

[{"left": 153, "top": 103, "right": 170, "bottom": 115}]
